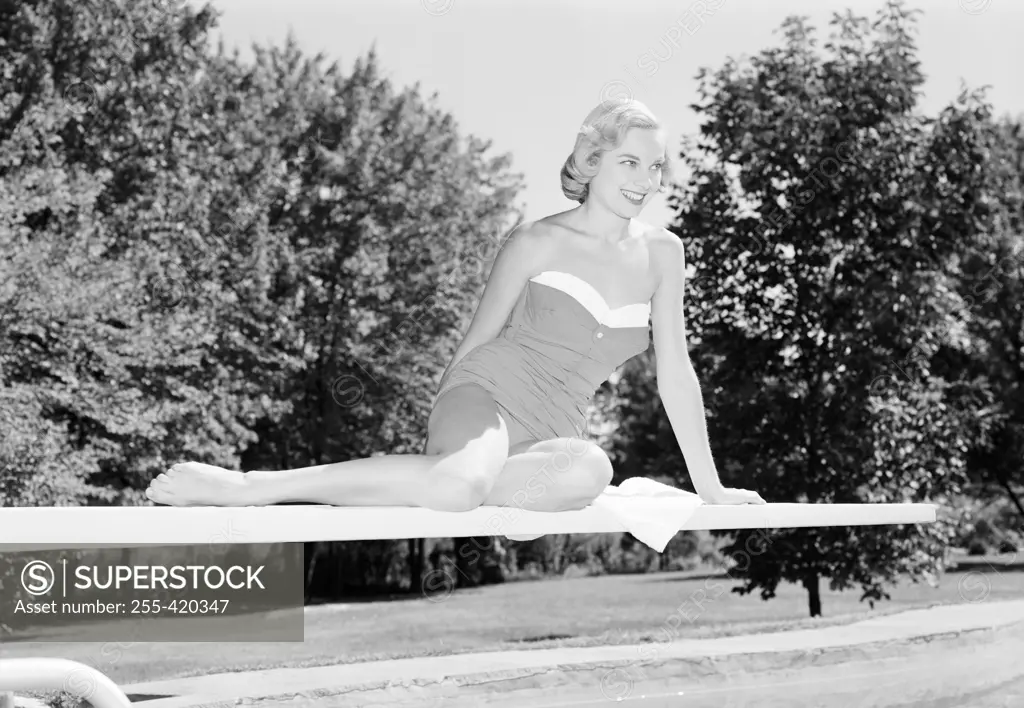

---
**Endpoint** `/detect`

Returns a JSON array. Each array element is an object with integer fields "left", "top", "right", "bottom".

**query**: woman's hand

[{"left": 701, "top": 486, "right": 766, "bottom": 505}]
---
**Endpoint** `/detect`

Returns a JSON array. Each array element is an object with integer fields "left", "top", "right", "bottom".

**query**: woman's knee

[
  {"left": 426, "top": 442, "right": 510, "bottom": 511},
  {"left": 425, "top": 464, "right": 497, "bottom": 512},
  {"left": 530, "top": 438, "right": 613, "bottom": 493},
  {"left": 575, "top": 441, "right": 613, "bottom": 492}
]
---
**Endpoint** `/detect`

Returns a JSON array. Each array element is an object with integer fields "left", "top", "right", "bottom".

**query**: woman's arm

[
  {"left": 650, "top": 233, "right": 764, "bottom": 505},
  {"left": 438, "top": 222, "right": 549, "bottom": 385}
]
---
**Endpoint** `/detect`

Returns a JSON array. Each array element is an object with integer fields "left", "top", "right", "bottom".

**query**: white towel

[{"left": 504, "top": 477, "right": 705, "bottom": 552}]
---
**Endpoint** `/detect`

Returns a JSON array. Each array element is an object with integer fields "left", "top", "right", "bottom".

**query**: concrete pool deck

[{"left": 45, "top": 599, "right": 1024, "bottom": 707}]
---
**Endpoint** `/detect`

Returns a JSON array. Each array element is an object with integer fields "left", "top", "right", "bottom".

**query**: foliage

[
  {"left": 607, "top": 1, "right": 1020, "bottom": 615},
  {"left": 1, "top": 0, "right": 521, "bottom": 592}
]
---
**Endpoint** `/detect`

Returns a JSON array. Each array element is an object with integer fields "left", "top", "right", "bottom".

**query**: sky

[{"left": 195, "top": 0, "right": 1023, "bottom": 229}]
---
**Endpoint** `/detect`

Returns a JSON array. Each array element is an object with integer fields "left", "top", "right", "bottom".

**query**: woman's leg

[
  {"left": 145, "top": 384, "right": 511, "bottom": 511},
  {"left": 482, "top": 437, "right": 614, "bottom": 512}
]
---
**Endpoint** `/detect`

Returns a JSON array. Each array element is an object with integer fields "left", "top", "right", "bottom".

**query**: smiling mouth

[{"left": 621, "top": 189, "right": 647, "bottom": 205}]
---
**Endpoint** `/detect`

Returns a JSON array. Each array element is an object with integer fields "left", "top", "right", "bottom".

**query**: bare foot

[{"left": 146, "top": 462, "right": 260, "bottom": 506}]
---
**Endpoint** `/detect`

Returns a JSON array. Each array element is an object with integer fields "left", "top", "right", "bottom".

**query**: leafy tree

[
  {"left": 2, "top": 0, "right": 224, "bottom": 506},
  {"left": 958, "top": 116, "right": 1024, "bottom": 526},
  {"left": 1, "top": 0, "right": 523, "bottom": 595},
  {"left": 609, "top": 2, "right": 1009, "bottom": 616}
]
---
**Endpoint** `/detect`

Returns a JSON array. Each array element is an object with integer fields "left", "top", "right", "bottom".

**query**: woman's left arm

[{"left": 649, "top": 233, "right": 764, "bottom": 505}]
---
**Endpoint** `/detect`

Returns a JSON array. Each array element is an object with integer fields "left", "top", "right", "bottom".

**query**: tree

[
  {"left": 1, "top": 0, "right": 227, "bottom": 506},
  {"left": 958, "top": 116, "right": 1024, "bottom": 526},
  {"left": 609, "top": 2, "right": 1006, "bottom": 616},
  {"left": 1, "top": 0, "right": 523, "bottom": 596}
]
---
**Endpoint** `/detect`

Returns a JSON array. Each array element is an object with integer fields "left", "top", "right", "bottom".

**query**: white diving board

[{"left": 0, "top": 500, "right": 937, "bottom": 551}]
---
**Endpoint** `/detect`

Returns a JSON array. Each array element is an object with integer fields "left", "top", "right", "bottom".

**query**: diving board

[{"left": 0, "top": 500, "right": 937, "bottom": 551}]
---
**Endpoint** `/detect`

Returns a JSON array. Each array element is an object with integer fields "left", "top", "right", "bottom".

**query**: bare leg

[
  {"left": 146, "top": 455, "right": 472, "bottom": 509},
  {"left": 146, "top": 385, "right": 511, "bottom": 511}
]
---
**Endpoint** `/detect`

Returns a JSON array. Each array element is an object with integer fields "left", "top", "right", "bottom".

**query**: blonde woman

[{"left": 146, "top": 99, "right": 765, "bottom": 511}]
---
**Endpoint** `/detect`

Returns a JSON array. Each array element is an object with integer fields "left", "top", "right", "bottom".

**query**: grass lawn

[{"left": 4, "top": 552, "right": 1021, "bottom": 688}]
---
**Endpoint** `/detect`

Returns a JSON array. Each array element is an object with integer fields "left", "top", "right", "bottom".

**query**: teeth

[{"left": 621, "top": 189, "right": 646, "bottom": 201}]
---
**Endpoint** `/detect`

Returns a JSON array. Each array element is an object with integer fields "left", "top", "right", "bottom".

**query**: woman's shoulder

[
  {"left": 529, "top": 210, "right": 575, "bottom": 237},
  {"left": 500, "top": 219, "right": 558, "bottom": 253},
  {"left": 499, "top": 216, "right": 572, "bottom": 261},
  {"left": 642, "top": 224, "right": 682, "bottom": 261},
  {"left": 645, "top": 226, "right": 685, "bottom": 289},
  {"left": 492, "top": 219, "right": 559, "bottom": 275},
  {"left": 636, "top": 220, "right": 676, "bottom": 243}
]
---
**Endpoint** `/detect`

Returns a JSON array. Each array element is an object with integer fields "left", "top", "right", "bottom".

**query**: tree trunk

[
  {"left": 303, "top": 541, "right": 321, "bottom": 603},
  {"left": 409, "top": 538, "right": 424, "bottom": 593},
  {"left": 454, "top": 536, "right": 485, "bottom": 588},
  {"left": 453, "top": 536, "right": 504, "bottom": 587},
  {"left": 803, "top": 571, "right": 822, "bottom": 617},
  {"left": 994, "top": 470, "right": 1024, "bottom": 519},
  {"left": 481, "top": 537, "right": 505, "bottom": 585}
]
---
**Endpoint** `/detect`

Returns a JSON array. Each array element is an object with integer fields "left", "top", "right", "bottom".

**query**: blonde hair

[{"left": 560, "top": 99, "right": 674, "bottom": 204}]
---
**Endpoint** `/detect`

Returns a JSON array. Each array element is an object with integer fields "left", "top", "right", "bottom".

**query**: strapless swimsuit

[{"left": 431, "top": 270, "right": 652, "bottom": 449}]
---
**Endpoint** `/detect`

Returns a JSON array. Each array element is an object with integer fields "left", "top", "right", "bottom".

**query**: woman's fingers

[
  {"left": 735, "top": 488, "right": 766, "bottom": 505},
  {"left": 707, "top": 487, "right": 767, "bottom": 505}
]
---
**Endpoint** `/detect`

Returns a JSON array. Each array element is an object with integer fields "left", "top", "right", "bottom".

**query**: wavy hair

[{"left": 560, "top": 99, "right": 673, "bottom": 204}]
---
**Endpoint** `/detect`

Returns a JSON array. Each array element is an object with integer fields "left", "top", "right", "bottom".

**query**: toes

[
  {"left": 146, "top": 486, "right": 175, "bottom": 505},
  {"left": 146, "top": 475, "right": 176, "bottom": 505}
]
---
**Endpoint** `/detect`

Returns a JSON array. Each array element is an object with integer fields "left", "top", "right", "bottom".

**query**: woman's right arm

[{"left": 439, "top": 222, "right": 548, "bottom": 381}]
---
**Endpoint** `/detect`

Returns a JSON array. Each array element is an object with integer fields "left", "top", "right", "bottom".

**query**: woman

[{"left": 145, "top": 99, "right": 765, "bottom": 511}]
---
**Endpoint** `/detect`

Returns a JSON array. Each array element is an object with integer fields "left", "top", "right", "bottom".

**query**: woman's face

[{"left": 589, "top": 127, "right": 667, "bottom": 216}]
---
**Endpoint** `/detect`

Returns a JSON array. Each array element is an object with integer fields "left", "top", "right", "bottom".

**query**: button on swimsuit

[{"left": 431, "top": 270, "right": 651, "bottom": 449}]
